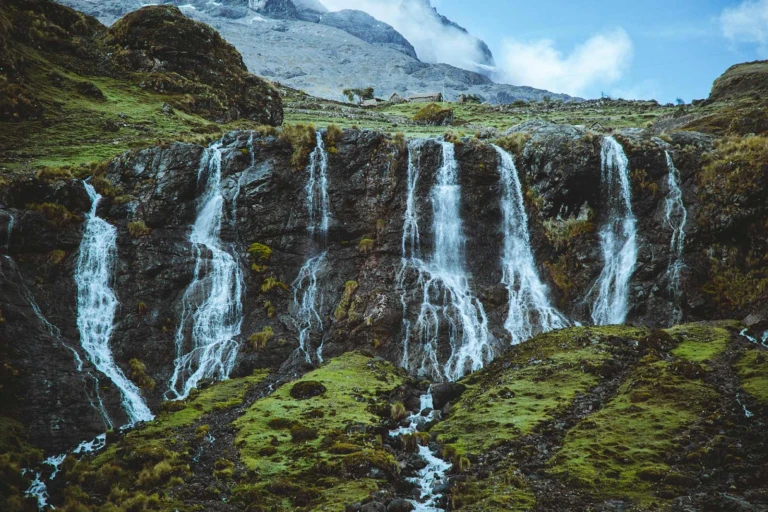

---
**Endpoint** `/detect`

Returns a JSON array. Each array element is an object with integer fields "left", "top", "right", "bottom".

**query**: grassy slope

[
  {"left": 440, "top": 322, "right": 765, "bottom": 511},
  {"left": 0, "top": 46, "right": 269, "bottom": 174},
  {"left": 24, "top": 353, "right": 404, "bottom": 512}
]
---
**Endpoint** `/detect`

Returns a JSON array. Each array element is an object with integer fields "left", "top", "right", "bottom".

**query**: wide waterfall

[
  {"left": 170, "top": 143, "right": 244, "bottom": 400},
  {"left": 591, "top": 137, "right": 638, "bottom": 326},
  {"left": 76, "top": 182, "right": 153, "bottom": 423},
  {"left": 398, "top": 140, "right": 491, "bottom": 382},
  {"left": 493, "top": 145, "right": 568, "bottom": 343},
  {"left": 664, "top": 151, "right": 688, "bottom": 324},
  {"left": 293, "top": 130, "right": 331, "bottom": 363}
]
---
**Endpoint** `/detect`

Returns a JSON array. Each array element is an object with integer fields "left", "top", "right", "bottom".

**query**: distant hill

[{"left": 56, "top": 0, "right": 573, "bottom": 104}]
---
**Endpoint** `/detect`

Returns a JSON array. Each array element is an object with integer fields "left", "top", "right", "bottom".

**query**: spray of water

[
  {"left": 398, "top": 140, "right": 491, "bottom": 381},
  {"left": 169, "top": 143, "right": 244, "bottom": 399},
  {"left": 292, "top": 130, "right": 331, "bottom": 363},
  {"left": 663, "top": 151, "right": 688, "bottom": 325},
  {"left": 591, "top": 137, "right": 638, "bottom": 326},
  {"left": 493, "top": 145, "right": 568, "bottom": 343}
]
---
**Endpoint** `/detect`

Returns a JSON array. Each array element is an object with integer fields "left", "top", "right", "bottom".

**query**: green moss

[
  {"left": 667, "top": 324, "right": 731, "bottom": 364},
  {"left": 358, "top": 238, "right": 375, "bottom": 253},
  {"left": 334, "top": 281, "right": 359, "bottom": 321},
  {"left": 247, "top": 242, "right": 272, "bottom": 261},
  {"left": 549, "top": 358, "right": 718, "bottom": 506},
  {"left": 735, "top": 349, "right": 768, "bottom": 405},
  {"left": 413, "top": 103, "right": 453, "bottom": 126},
  {"left": 451, "top": 464, "right": 536, "bottom": 511},
  {"left": 432, "top": 326, "right": 648, "bottom": 458},
  {"left": 233, "top": 352, "right": 403, "bottom": 510},
  {"left": 261, "top": 276, "right": 288, "bottom": 293}
]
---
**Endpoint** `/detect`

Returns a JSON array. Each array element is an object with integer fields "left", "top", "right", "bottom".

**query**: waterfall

[
  {"left": 76, "top": 182, "right": 153, "bottom": 424},
  {"left": 169, "top": 143, "right": 244, "bottom": 400},
  {"left": 664, "top": 151, "right": 687, "bottom": 325},
  {"left": 493, "top": 145, "right": 568, "bottom": 343},
  {"left": 591, "top": 137, "right": 637, "bottom": 326},
  {"left": 3, "top": 210, "right": 13, "bottom": 252},
  {"left": 292, "top": 130, "right": 331, "bottom": 363},
  {"left": 398, "top": 140, "right": 491, "bottom": 382},
  {"left": 390, "top": 391, "right": 451, "bottom": 512}
]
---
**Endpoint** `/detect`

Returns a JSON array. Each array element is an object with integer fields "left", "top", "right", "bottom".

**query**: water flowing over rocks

[{"left": 1, "top": 122, "right": 766, "bottom": 459}]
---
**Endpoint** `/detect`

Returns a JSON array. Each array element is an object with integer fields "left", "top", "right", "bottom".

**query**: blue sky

[
  {"left": 321, "top": 0, "right": 768, "bottom": 102},
  {"left": 431, "top": 0, "right": 768, "bottom": 102}
]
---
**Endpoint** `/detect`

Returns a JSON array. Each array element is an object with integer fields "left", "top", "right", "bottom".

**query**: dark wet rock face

[{"left": 1, "top": 124, "right": 767, "bottom": 455}]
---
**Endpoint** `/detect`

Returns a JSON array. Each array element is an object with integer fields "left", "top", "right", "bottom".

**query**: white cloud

[
  {"left": 498, "top": 29, "right": 634, "bottom": 97},
  {"left": 318, "top": 0, "right": 493, "bottom": 72},
  {"left": 719, "top": 0, "right": 768, "bottom": 53}
]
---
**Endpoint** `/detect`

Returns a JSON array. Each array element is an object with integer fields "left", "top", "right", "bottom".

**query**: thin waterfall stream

[
  {"left": 663, "top": 151, "right": 688, "bottom": 325},
  {"left": 591, "top": 136, "right": 638, "bottom": 325},
  {"left": 26, "top": 182, "right": 155, "bottom": 509},
  {"left": 493, "top": 145, "right": 568, "bottom": 343},
  {"left": 398, "top": 139, "right": 491, "bottom": 382},
  {"left": 170, "top": 142, "right": 245, "bottom": 399},
  {"left": 390, "top": 391, "right": 451, "bottom": 512},
  {"left": 292, "top": 130, "right": 331, "bottom": 363},
  {"left": 76, "top": 182, "right": 153, "bottom": 423}
]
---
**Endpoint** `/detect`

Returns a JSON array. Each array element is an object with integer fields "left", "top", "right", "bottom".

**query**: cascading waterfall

[
  {"left": 76, "top": 182, "right": 153, "bottom": 423},
  {"left": 170, "top": 143, "right": 245, "bottom": 400},
  {"left": 390, "top": 391, "right": 452, "bottom": 512},
  {"left": 493, "top": 145, "right": 568, "bottom": 343},
  {"left": 591, "top": 137, "right": 638, "bottom": 326},
  {"left": 292, "top": 130, "right": 331, "bottom": 363},
  {"left": 398, "top": 140, "right": 491, "bottom": 382},
  {"left": 663, "top": 151, "right": 688, "bottom": 324}
]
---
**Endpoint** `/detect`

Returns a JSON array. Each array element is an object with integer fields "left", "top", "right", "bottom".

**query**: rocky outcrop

[
  {"left": 318, "top": 10, "right": 418, "bottom": 59},
  {"left": 2, "top": 122, "right": 767, "bottom": 456},
  {"left": 710, "top": 60, "right": 768, "bottom": 102},
  {"left": 105, "top": 5, "right": 283, "bottom": 124}
]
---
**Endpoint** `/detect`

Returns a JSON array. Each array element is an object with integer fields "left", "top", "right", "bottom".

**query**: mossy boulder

[
  {"left": 413, "top": 103, "right": 454, "bottom": 126},
  {"left": 290, "top": 380, "right": 327, "bottom": 399},
  {"left": 104, "top": 5, "right": 282, "bottom": 125}
]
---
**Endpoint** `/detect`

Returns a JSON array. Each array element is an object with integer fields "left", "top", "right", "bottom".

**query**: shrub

[
  {"left": 323, "top": 124, "right": 343, "bottom": 153},
  {"left": 247, "top": 242, "right": 272, "bottom": 261},
  {"left": 136, "top": 460, "right": 173, "bottom": 488},
  {"left": 127, "top": 221, "right": 150, "bottom": 238},
  {"left": 543, "top": 216, "right": 595, "bottom": 251},
  {"left": 495, "top": 132, "right": 531, "bottom": 156},
  {"left": 413, "top": 103, "right": 454, "bottom": 126},
  {"left": 279, "top": 124, "right": 316, "bottom": 169},
  {"left": 128, "top": 358, "right": 156, "bottom": 391},
  {"left": 390, "top": 402, "right": 408, "bottom": 422},
  {"left": 36, "top": 167, "right": 73, "bottom": 181},
  {"left": 249, "top": 327, "right": 274, "bottom": 350},
  {"left": 28, "top": 203, "right": 78, "bottom": 228}
]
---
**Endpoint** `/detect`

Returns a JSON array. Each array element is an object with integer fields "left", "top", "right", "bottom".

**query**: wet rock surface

[{"left": 1, "top": 123, "right": 767, "bottom": 454}]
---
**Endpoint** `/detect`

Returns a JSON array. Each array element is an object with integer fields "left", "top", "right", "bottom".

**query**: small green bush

[{"left": 127, "top": 221, "right": 150, "bottom": 238}]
